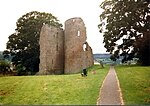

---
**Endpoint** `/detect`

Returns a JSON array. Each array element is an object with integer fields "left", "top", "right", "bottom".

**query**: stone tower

[
  {"left": 39, "top": 17, "right": 94, "bottom": 75},
  {"left": 64, "top": 17, "right": 94, "bottom": 73},
  {"left": 39, "top": 25, "right": 64, "bottom": 75}
]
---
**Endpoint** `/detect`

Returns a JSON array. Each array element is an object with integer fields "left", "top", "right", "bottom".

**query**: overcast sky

[{"left": 0, "top": 0, "right": 107, "bottom": 54}]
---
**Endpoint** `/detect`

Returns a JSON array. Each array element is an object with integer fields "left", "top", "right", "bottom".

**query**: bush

[
  {"left": 16, "top": 64, "right": 27, "bottom": 76},
  {"left": 0, "top": 60, "right": 10, "bottom": 75}
]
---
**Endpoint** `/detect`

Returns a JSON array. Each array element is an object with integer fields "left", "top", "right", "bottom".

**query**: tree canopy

[
  {"left": 98, "top": 0, "right": 150, "bottom": 65},
  {"left": 4, "top": 11, "right": 62, "bottom": 75}
]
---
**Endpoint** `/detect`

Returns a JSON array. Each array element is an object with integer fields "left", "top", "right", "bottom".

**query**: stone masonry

[
  {"left": 39, "top": 25, "right": 64, "bottom": 75},
  {"left": 64, "top": 18, "right": 94, "bottom": 73},
  {"left": 39, "top": 17, "right": 94, "bottom": 75}
]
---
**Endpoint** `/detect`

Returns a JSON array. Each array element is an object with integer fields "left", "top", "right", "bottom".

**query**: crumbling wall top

[{"left": 65, "top": 17, "right": 85, "bottom": 26}]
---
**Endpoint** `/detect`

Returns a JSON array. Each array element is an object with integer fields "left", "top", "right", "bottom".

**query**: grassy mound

[{"left": 0, "top": 65, "right": 109, "bottom": 105}]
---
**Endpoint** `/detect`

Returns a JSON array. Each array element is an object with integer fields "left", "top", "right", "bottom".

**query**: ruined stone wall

[
  {"left": 38, "top": 17, "right": 94, "bottom": 75},
  {"left": 39, "top": 24, "right": 64, "bottom": 75},
  {"left": 64, "top": 17, "right": 94, "bottom": 74}
]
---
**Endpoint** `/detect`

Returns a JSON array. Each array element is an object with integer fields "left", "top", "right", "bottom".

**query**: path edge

[
  {"left": 114, "top": 67, "right": 124, "bottom": 105},
  {"left": 96, "top": 66, "right": 124, "bottom": 105},
  {"left": 96, "top": 68, "right": 109, "bottom": 105}
]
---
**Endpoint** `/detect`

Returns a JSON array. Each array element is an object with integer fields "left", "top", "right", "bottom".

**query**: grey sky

[{"left": 0, "top": 0, "right": 107, "bottom": 53}]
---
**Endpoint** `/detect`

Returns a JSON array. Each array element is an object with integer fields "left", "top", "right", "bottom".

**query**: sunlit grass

[
  {"left": 115, "top": 65, "right": 150, "bottom": 105},
  {"left": 0, "top": 65, "right": 109, "bottom": 105}
]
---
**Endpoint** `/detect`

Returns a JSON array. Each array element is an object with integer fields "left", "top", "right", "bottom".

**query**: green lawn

[
  {"left": 0, "top": 65, "right": 109, "bottom": 105},
  {"left": 115, "top": 65, "right": 150, "bottom": 105}
]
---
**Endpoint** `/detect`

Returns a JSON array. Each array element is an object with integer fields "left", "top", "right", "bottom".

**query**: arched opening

[{"left": 83, "top": 43, "right": 87, "bottom": 51}]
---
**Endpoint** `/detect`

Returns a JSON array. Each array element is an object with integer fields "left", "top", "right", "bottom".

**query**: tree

[
  {"left": 4, "top": 11, "right": 62, "bottom": 75},
  {"left": 98, "top": 0, "right": 150, "bottom": 65},
  {"left": 135, "top": 31, "right": 150, "bottom": 65},
  {"left": 110, "top": 54, "right": 116, "bottom": 62}
]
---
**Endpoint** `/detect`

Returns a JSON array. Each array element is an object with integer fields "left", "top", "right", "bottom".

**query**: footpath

[{"left": 97, "top": 66, "right": 124, "bottom": 105}]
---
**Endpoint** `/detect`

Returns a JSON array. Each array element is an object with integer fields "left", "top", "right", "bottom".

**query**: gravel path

[{"left": 97, "top": 66, "right": 124, "bottom": 105}]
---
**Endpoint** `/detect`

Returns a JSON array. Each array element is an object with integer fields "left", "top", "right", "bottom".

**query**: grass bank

[
  {"left": 0, "top": 65, "right": 109, "bottom": 105},
  {"left": 115, "top": 65, "right": 150, "bottom": 105}
]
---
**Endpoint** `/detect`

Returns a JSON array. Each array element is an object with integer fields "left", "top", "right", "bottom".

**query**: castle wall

[
  {"left": 38, "top": 17, "right": 94, "bottom": 75},
  {"left": 39, "top": 24, "right": 64, "bottom": 75},
  {"left": 64, "top": 17, "right": 94, "bottom": 74}
]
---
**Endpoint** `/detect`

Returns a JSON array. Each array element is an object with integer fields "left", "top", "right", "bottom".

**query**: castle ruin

[{"left": 38, "top": 17, "right": 94, "bottom": 75}]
